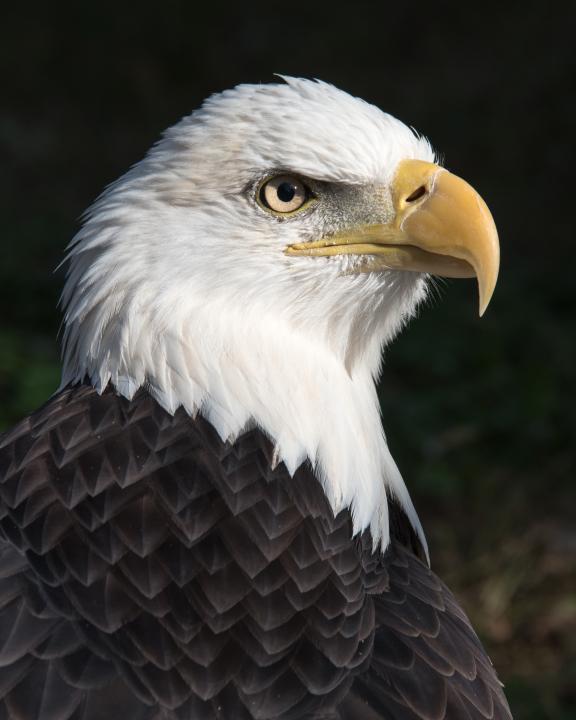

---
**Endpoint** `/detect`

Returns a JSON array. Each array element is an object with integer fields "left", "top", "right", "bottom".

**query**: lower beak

[{"left": 285, "top": 160, "right": 500, "bottom": 316}]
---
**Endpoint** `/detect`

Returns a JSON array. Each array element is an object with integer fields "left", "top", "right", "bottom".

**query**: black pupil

[{"left": 277, "top": 182, "right": 297, "bottom": 203}]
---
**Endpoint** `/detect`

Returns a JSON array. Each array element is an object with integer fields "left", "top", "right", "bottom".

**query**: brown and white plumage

[{"left": 0, "top": 78, "right": 508, "bottom": 718}]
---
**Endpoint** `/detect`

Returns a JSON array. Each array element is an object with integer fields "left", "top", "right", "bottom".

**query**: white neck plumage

[{"left": 60, "top": 253, "right": 429, "bottom": 558}]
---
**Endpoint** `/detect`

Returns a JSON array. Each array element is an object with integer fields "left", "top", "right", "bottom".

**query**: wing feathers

[{"left": 346, "top": 543, "right": 512, "bottom": 720}]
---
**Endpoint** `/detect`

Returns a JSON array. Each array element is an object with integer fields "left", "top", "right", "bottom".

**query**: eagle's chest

[{"left": 0, "top": 385, "right": 382, "bottom": 717}]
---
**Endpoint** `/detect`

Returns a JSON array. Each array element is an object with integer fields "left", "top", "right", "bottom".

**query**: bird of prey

[{"left": 0, "top": 78, "right": 510, "bottom": 719}]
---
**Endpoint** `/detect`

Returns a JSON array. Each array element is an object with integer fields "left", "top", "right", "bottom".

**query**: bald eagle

[{"left": 0, "top": 78, "right": 509, "bottom": 719}]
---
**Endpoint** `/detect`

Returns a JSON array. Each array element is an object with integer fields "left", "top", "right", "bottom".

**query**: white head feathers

[{"left": 60, "top": 77, "right": 436, "bottom": 555}]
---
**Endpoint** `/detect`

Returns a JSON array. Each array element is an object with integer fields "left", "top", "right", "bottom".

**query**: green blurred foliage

[{"left": 1, "top": 3, "right": 575, "bottom": 716}]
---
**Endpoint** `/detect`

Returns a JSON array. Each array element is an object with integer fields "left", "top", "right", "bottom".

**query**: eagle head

[{"left": 60, "top": 77, "right": 499, "bottom": 554}]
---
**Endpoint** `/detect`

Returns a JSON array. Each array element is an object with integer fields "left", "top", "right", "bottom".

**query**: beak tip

[
  {"left": 477, "top": 282, "right": 496, "bottom": 317},
  {"left": 476, "top": 256, "right": 499, "bottom": 318}
]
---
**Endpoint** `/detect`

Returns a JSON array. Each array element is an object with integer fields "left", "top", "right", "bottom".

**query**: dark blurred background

[{"left": 1, "top": 3, "right": 574, "bottom": 717}]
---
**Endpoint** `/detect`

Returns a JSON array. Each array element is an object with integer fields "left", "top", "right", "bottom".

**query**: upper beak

[{"left": 285, "top": 159, "right": 500, "bottom": 316}]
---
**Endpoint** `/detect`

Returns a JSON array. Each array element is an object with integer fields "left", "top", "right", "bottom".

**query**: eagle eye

[{"left": 258, "top": 175, "right": 313, "bottom": 215}]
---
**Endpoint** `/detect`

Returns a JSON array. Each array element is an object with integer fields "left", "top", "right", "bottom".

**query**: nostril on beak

[{"left": 405, "top": 186, "right": 427, "bottom": 203}]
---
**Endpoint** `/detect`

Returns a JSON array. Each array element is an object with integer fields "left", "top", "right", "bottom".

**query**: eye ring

[{"left": 257, "top": 175, "right": 314, "bottom": 215}]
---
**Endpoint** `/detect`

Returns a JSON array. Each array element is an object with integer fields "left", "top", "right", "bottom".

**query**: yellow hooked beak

[{"left": 285, "top": 160, "right": 500, "bottom": 315}]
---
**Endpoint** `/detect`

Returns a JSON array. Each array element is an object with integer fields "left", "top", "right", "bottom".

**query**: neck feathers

[{"left": 61, "top": 279, "right": 428, "bottom": 557}]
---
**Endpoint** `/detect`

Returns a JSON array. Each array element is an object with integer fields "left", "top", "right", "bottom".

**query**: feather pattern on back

[{"left": 0, "top": 385, "right": 511, "bottom": 719}]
